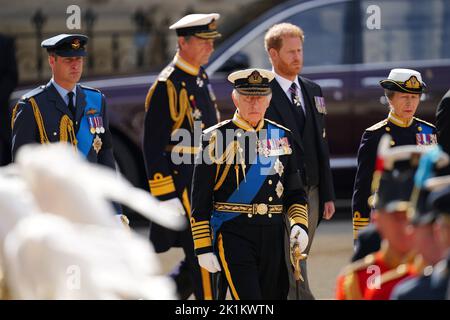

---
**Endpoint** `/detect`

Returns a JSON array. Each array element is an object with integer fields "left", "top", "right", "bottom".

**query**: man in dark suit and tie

[{"left": 264, "top": 23, "right": 335, "bottom": 299}]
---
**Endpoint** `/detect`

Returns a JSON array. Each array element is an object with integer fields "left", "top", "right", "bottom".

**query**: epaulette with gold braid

[
  {"left": 265, "top": 119, "right": 292, "bottom": 132},
  {"left": 158, "top": 65, "right": 175, "bottom": 82},
  {"left": 203, "top": 119, "right": 232, "bottom": 135},
  {"left": 414, "top": 117, "right": 435, "bottom": 128},
  {"left": 366, "top": 119, "right": 388, "bottom": 132}
]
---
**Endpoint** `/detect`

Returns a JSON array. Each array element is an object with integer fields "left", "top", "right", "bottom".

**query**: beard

[{"left": 277, "top": 58, "right": 302, "bottom": 78}]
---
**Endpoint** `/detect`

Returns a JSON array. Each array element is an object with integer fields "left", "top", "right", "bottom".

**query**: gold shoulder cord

[
  {"left": 29, "top": 97, "right": 49, "bottom": 144},
  {"left": 10, "top": 103, "right": 19, "bottom": 130},
  {"left": 144, "top": 82, "right": 157, "bottom": 112},
  {"left": 13, "top": 98, "right": 77, "bottom": 153},
  {"left": 167, "top": 80, "right": 194, "bottom": 132},
  {"left": 59, "top": 114, "right": 78, "bottom": 153},
  {"left": 208, "top": 133, "right": 246, "bottom": 190}
]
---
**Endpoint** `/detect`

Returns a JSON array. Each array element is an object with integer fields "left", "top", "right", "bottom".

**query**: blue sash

[
  {"left": 210, "top": 123, "right": 285, "bottom": 245},
  {"left": 77, "top": 89, "right": 102, "bottom": 157},
  {"left": 419, "top": 123, "right": 433, "bottom": 134}
]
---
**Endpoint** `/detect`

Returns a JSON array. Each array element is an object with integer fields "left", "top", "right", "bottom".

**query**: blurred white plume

[{"left": 0, "top": 143, "right": 185, "bottom": 299}]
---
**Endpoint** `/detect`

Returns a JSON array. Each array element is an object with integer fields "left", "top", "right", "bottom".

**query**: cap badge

[
  {"left": 248, "top": 71, "right": 263, "bottom": 84},
  {"left": 405, "top": 76, "right": 420, "bottom": 89},
  {"left": 71, "top": 39, "right": 81, "bottom": 49},
  {"left": 208, "top": 20, "right": 217, "bottom": 31}
]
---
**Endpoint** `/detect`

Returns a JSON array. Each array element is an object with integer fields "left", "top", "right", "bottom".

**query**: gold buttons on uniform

[
  {"left": 385, "top": 127, "right": 391, "bottom": 132},
  {"left": 418, "top": 126, "right": 422, "bottom": 132},
  {"left": 268, "top": 180, "right": 273, "bottom": 185},
  {"left": 269, "top": 197, "right": 273, "bottom": 202},
  {"left": 190, "top": 95, "right": 194, "bottom": 101},
  {"left": 182, "top": 81, "right": 186, "bottom": 87},
  {"left": 390, "top": 140, "right": 395, "bottom": 146},
  {"left": 247, "top": 214, "right": 253, "bottom": 218}
]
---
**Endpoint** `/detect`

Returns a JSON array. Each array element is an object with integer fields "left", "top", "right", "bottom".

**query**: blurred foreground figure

[
  {"left": 0, "top": 144, "right": 184, "bottom": 299},
  {"left": 336, "top": 137, "right": 445, "bottom": 300}
]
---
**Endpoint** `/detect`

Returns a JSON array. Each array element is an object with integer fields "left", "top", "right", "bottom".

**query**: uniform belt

[
  {"left": 213, "top": 202, "right": 283, "bottom": 217},
  {"left": 165, "top": 145, "right": 200, "bottom": 154}
]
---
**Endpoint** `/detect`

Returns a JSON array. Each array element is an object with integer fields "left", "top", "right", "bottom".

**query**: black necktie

[
  {"left": 67, "top": 91, "right": 76, "bottom": 118},
  {"left": 289, "top": 82, "right": 306, "bottom": 132}
]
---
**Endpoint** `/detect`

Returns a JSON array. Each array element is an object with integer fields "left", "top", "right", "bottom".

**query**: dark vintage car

[{"left": 11, "top": 0, "right": 450, "bottom": 222}]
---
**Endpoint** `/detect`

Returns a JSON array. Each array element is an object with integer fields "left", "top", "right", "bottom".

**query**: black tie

[
  {"left": 67, "top": 91, "right": 76, "bottom": 118},
  {"left": 289, "top": 82, "right": 306, "bottom": 132}
]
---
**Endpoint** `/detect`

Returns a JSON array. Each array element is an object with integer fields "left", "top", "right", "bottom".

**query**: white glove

[
  {"left": 290, "top": 225, "right": 309, "bottom": 253},
  {"left": 198, "top": 252, "right": 221, "bottom": 273},
  {"left": 160, "top": 198, "right": 186, "bottom": 216}
]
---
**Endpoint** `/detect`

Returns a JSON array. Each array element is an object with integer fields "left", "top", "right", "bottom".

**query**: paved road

[{"left": 149, "top": 219, "right": 353, "bottom": 300}]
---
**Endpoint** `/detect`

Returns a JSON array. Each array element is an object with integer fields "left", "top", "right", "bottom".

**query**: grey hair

[{"left": 232, "top": 89, "right": 272, "bottom": 101}]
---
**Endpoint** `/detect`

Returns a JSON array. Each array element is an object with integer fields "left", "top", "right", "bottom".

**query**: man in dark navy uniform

[
  {"left": 191, "top": 68, "right": 309, "bottom": 300},
  {"left": 11, "top": 34, "right": 116, "bottom": 169},
  {"left": 352, "top": 69, "right": 437, "bottom": 241},
  {"left": 143, "top": 13, "right": 221, "bottom": 300}
]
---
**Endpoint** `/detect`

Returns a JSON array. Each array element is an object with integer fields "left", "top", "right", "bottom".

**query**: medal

[
  {"left": 93, "top": 134, "right": 102, "bottom": 154},
  {"left": 88, "top": 117, "right": 96, "bottom": 134},
  {"left": 196, "top": 76, "right": 204, "bottom": 87},
  {"left": 99, "top": 116, "right": 105, "bottom": 134}
]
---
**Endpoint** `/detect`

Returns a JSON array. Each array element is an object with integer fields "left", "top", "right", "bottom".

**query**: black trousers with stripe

[
  {"left": 215, "top": 222, "right": 289, "bottom": 300},
  {"left": 168, "top": 187, "right": 214, "bottom": 300},
  {"left": 170, "top": 227, "right": 214, "bottom": 300}
]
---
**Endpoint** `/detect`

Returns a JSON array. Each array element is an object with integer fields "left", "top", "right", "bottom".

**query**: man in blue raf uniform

[
  {"left": 191, "top": 69, "right": 309, "bottom": 300},
  {"left": 11, "top": 34, "right": 116, "bottom": 168},
  {"left": 143, "top": 13, "right": 220, "bottom": 300},
  {"left": 352, "top": 69, "right": 437, "bottom": 241}
]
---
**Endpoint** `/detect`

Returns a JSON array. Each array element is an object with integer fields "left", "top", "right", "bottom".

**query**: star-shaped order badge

[
  {"left": 293, "top": 95, "right": 301, "bottom": 107},
  {"left": 196, "top": 77, "right": 204, "bottom": 88},
  {"left": 192, "top": 108, "right": 202, "bottom": 120},
  {"left": 274, "top": 158, "right": 284, "bottom": 177},
  {"left": 93, "top": 135, "right": 102, "bottom": 154},
  {"left": 276, "top": 181, "right": 284, "bottom": 198}
]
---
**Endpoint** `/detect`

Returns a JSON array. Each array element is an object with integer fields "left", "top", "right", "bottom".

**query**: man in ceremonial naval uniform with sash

[
  {"left": 190, "top": 68, "right": 309, "bottom": 299},
  {"left": 143, "top": 14, "right": 220, "bottom": 300},
  {"left": 11, "top": 34, "right": 117, "bottom": 169}
]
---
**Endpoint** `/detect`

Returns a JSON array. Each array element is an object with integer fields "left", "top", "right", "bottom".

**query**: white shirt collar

[
  {"left": 273, "top": 70, "right": 300, "bottom": 95},
  {"left": 51, "top": 78, "right": 77, "bottom": 105}
]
